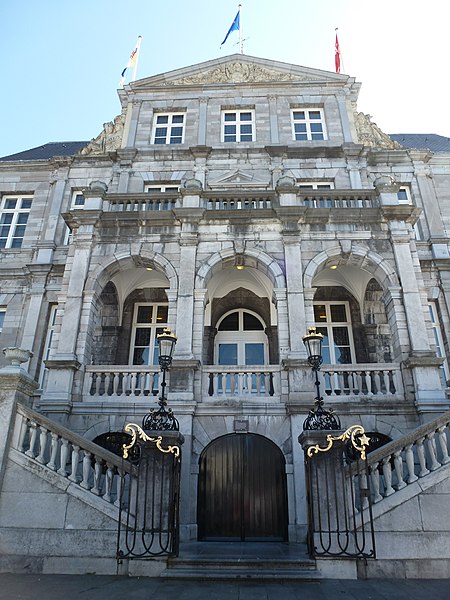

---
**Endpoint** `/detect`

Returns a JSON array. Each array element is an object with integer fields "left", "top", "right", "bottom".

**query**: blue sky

[{"left": 1, "top": 0, "right": 448, "bottom": 157}]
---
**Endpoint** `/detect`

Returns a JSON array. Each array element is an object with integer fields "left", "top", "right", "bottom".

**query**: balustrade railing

[
  {"left": 350, "top": 410, "right": 450, "bottom": 507},
  {"left": 302, "top": 191, "right": 378, "bottom": 209},
  {"left": 84, "top": 365, "right": 160, "bottom": 397},
  {"left": 206, "top": 195, "right": 273, "bottom": 210},
  {"left": 319, "top": 363, "right": 402, "bottom": 398},
  {"left": 13, "top": 404, "right": 133, "bottom": 509},
  {"left": 203, "top": 365, "right": 279, "bottom": 398},
  {"left": 108, "top": 195, "right": 177, "bottom": 212}
]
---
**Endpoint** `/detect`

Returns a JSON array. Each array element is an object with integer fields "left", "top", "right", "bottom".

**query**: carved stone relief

[
  {"left": 170, "top": 62, "right": 319, "bottom": 85},
  {"left": 79, "top": 111, "right": 126, "bottom": 156},
  {"left": 354, "top": 111, "right": 402, "bottom": 150}
]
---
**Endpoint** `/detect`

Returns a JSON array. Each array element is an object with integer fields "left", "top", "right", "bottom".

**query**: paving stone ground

[{"left": 1, "top": 574, "right": 450, "bottom": 600}]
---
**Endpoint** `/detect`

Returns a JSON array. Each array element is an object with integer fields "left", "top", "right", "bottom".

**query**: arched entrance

[{"left": 197, "top": 433, "right": 288, "bottom": 541}]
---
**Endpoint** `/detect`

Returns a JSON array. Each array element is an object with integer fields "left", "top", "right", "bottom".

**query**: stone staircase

[{"left": 161, "top": 542, "right": 320, "bottom": 581}]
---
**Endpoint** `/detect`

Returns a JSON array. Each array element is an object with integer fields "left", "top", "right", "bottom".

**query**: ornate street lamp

[
  {"left": 142, "top": 328, "right": 179, "bottom": 431},
  {"left": 302, "top": 327, "right": 341, "bottom": 431}
]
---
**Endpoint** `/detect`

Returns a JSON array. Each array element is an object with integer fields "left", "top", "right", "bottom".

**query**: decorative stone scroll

[
  {"left": 79, "top": 112, "right": 126, "bottom": 156},
  {"left": 354, "top": 111, "right": 403, "bottom": 150},
  {"left": 171, "top": 62, "right": 318, "bottom": 85}
]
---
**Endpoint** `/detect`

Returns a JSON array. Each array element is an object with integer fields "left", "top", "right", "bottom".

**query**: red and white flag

[{"left": 335, "top": 29, "right": 341, "bottom": 73}]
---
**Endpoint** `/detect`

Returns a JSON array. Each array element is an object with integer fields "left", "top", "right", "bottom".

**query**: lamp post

[
  {"left": 142, "top": 328, "right": 179, "bottom": 431},
  {"left": 302, "top": 327, "right": 341, "bottom": 431}
]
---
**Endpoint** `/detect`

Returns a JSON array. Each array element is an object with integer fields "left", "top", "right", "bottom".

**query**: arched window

[{"left": 214, "top": 309, "right": 268, "bottom": 365}]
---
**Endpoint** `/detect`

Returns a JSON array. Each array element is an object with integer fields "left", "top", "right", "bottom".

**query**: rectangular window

[
  {"left": 130, "top": 303, "right": 169, "bottom": 366},
  {"left": 292, "top": 109, "right": 327, "bottom": 141},
  {"left": 39, "top": 305, "right": 58, "bottom": 388},
  {"left": 151, "top": 113, "right": 185, "bottom": 145},
  {"left": 397, "top": 186, "right": 412, "bottom": 205},
  {"left": 0, "top": 308, "right": 5, "bottom": 332},
  {"left": 298, "top": 182, "right": 334, "bottom": 190},
  {"left": 71, "top": 191, "right": 85, "bottom": 208},
  {"left": 314, "top": 302, "right": 354, "bottom": 364},
  {"left": 144, "top": 184, "right": 179, "bottom": 193},
  {"left": 222, "top": 110, "right": 255, "bottom": 142},
  {"left": 0, "top": 194, "right": 33, "bottom": 249},
  {"left": 429, "top": 302, "right": 449, "bottom": 386}
]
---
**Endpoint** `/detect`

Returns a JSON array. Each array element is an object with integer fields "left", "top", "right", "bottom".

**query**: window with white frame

[
  {"left": 39, "top": 305, "right": 58, "bottom": 388},
  {"left": 429, "top": 302, "right": 449, "bottom": 386},
  {"left": 0, "top": 195, "right": 32, "bottom": 248},
  {"left": 151, "top": 113, "right": 185, "bottom": 145},
  {"left": 291, "top": 109, "right": 327, "bottom": 141},
  {"left": 71, "top": 191, "right": 85, "bottom": 208},
  {"left": 397, "top": 186, "right": 412, "bottom": 205},
  {"left": 313, "top": 302, "right": 355, "bottom": 364},
  {"left": 222, "top": 110, "right": 255, "bottom": 142},
  {"left": 144, "top": 184, "right": 179, "bottom": 193},
  {"left": 298, "top": 182, "right": 334, "bottom": 190},
  {"left": 129, "top": 303, "right": 169, "bottom": 365},
  {"left": 0, "top": 308, "right": 5, "bottom": 333}
]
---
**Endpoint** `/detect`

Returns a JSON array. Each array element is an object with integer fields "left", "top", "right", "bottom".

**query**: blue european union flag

[{"left": 221, "top": 11, "right": 240, "bottom": 46}]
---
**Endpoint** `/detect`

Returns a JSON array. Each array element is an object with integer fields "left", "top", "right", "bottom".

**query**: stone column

[
  {"left": 0, "top": 349, "right": 37, "bottom": 489},
  {"left": 268, "top": 95, "right": 279, "bottom": 144},
  {"left": 122, "top": 99, "right": 141, "bottom": 148}
]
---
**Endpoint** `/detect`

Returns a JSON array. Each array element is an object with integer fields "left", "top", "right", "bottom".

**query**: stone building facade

[{"left": 0, "top": 55, "right": 450, "bottom": 571}]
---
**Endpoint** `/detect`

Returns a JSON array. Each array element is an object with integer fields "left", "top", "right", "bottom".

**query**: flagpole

[
  {"left": 238, "top": 4, "right": 243, "bottom": 54},
  {"left": 132, "top": 36, "right": 142, "bottom": 82}
]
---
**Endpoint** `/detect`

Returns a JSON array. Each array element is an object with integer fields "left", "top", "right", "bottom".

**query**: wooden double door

[{"left": 197, "top": 433, "right": 288, "bottom": 541}]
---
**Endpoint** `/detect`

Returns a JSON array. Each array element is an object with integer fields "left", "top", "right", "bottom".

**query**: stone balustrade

[
  {"left": 83, "top": 365, "right": 160, "bottom": 397},
  {"left": 108, "top": 195, "right": 178, "bottom": 212},
  {"left": 12, "top": 403, "right": 133, "bottom": 508},
  {"left": 205, "top": 195, "right": 273, "bottom": 210},
  {"left": 350, "top": 410, "right": 450, "bottom": 506},
  {"left": 301, "top": 190, "right": 378, "bottom": 209},
  {"left": 319, "top": 363, "right": 402, "bottom": 398},
  {"left": 202, "top": 365, "right": 279, "bottom": 398}
]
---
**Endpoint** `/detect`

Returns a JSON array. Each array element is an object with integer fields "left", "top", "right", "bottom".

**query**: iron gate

[
  {"left": 116, "top": 424, "right": 181, "bottom": 561},
  {"left": 304, "top": 426, "right": 376, "bottom": 559}
]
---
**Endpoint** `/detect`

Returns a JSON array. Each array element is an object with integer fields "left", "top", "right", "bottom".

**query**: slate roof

[
  {"left": 0, "top": 141, "right": 88, "bottom": 162},
  {"left": 389, "top": 134, "right": 450, "bottom": 153}
]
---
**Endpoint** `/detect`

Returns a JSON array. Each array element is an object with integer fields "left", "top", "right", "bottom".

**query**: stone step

[
  {"left": 161, "top": 567, "right": 320, "bottom": 581},
  {"left": 161, "top": 557, "right": 319, "bottom": 581}
]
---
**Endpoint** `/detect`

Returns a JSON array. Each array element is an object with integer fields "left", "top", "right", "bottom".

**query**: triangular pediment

[
  {"left": 130, "top": 54, "right": 349, "bottom": 90},
  {"left": 208, "top": 169, "right": 270, "bottom": 188}
]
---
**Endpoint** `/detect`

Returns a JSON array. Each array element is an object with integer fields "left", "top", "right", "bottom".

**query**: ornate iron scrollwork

[
  {"left": 122, "top": 422, "right": 181, "bottom": 458},
  {"left": 307, "top": 424, "right": 370, "bottom": 460}
]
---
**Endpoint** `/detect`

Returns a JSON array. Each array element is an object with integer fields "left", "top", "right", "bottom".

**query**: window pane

[
  {"left": 155, "top": 127, "right": 167, "bottom": 137},
  {"left": 245, "top": 343, "right": 264, "bottom": 365},
  {"left": 294, "top": 123, "right": 307, "bottom": 133},
  {"left": 310, "top": 123, "right": 323, "bottom": 132},
  {"left": 17, "top": 213, "right": 29, "bottom": 224},
  {"left": 224, "top": 113, "right": 236, "bottom": 121},
  {"left": 156, "top": 115, "right": 169, "bottom": 124},
  {"left": 224, "top": 125, "right": 236, "bottom": 135},
  {"left": 314, "top": 304, "right": 327, "bottom": 322},
  {"left": 240, "top": 124, "right": 252, "bottom": 134},
  {"left": 293, "top": 111, "right": 305, "bottom": 120},
  {"left": 240, "top": 134, "right": 253, "bottom": 141},
  {"left": 333, "top": 326, "right": 349, "bottom": 346},
  {"left": 0, "top": 311, "right": 5, "bottom": 330},
  {"left": 309, "top": 111, "right": 321, "bottom": 119},
  {"left": 224, "top": 135, "right": 236, "bottom": 142},
  {"left": 134, "top": 328, "right": 151, "bottom": 346},
  {"left": 10, "top": 238, "right": 23, "bottom": 248},
  {"left": 21, "top": 199, "right": 32, "bottom": 209},
  {"left": 171, "top": 127, "right": 183, "bottom": 136},
  {"left": 240, "top": 112, "right": 252, "bottom": 121},
  {"left": 172, "top": 115, "right": 184, "bottom": 123},
  {"left": 295, "top": 133, "right": 308, "bottom": 141},
  {"left": 13, "top": 225, "right": 26, "bottom": 237},
  {"left": 218, "top": 312, "right": 239, "bottom": 331},
  {"left": 4, "top": 199, "right": 17, "bottom": 209},
  {"left": 154, "top": 138, "right": 166, "bottom": 144},
  {"left": 218, "top": 343, "right": 238, "bottom": 365},
  {"left": 243, "top": 312, "right": 264, "bottom": 330},
  {"left": 330, "top": 304, "right": 347, "bottom": 322},
  {"left": 311, "top": 133, "right": 324, "bottom": 140},
  {"left": 170, "top": 137, "right": 182, "bottom": 144},
  {"left": 137, "top": 306, "right": 153, "bottom": 323},
  {"left": 335, "top": 346, "right": 351, "bottom": 364},
  {"left": 133, "top": 347, "right": 150, "bottom": 365},
  {"left": 1, "top": 214, "right": 13, "bottom": 224},
  {"left": 156, "top": 305, "right": 168, "bottom": 323}
]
